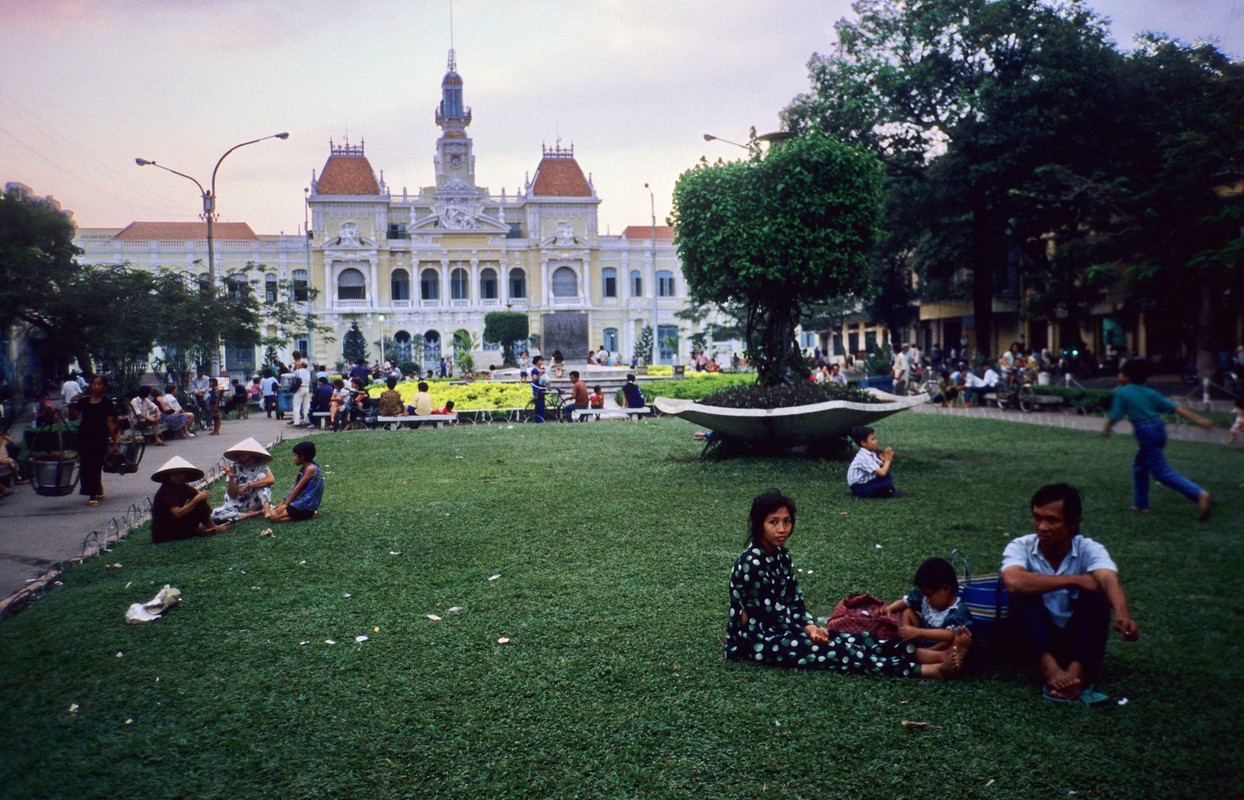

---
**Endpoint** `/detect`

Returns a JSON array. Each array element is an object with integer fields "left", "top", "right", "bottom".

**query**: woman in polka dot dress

[{"left": 725, "top": 489, "right": 968, "bottom": 679}]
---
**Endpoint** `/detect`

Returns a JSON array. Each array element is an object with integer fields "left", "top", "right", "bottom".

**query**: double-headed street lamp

[{"left": 136, "top": 132, "right": 290, "bottom": 376}]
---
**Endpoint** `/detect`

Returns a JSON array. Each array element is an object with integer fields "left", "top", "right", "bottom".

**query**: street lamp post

[
  {"left": 137, "top": 132, "right": 290, "bottom": 376},
  {"left": 378, "top": 314, "right": 386, "bottom": 366},
  {"left": 644, "top": 182, "right": 658, "bottom": 366}
]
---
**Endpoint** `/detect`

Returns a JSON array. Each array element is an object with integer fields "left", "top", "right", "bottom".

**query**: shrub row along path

[
  {"left": 0, "top": 416, "right": 316, "bottom": 613},
  {"left": 1, "top": 396, "right": 1230, "bottom": 614}
]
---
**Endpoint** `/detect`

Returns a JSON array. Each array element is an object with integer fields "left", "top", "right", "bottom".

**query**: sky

[{"left": 2, "top": 0, "right": 1241, "bottom": 238}]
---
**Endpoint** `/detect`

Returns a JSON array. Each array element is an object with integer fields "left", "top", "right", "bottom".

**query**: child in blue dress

[
  {"left": 267, "top": 441, "right": 323, "bottom": 523},
  {"left": 882, "top": 557, "right": 974, "bottom": 668}
]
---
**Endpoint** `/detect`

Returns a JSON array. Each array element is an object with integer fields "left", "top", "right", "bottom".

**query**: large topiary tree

[
  {"left": 671, "top": 134, "right": 883, "bottom": 386},
  {"left": 483, "top": 311, "right": 529, "bottom": 367}
]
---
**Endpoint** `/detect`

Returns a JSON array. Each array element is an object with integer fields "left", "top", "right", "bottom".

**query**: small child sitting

[
  {"left": 266, "top": 441, "right": 323, "bottom": 523},
  {"left": 847, "top": 425, "right": 901, "bottom": 498},
  {"left": 882, "top": 557, "right": 974, "bottom": 666},
  {"left": 589, "top": 386, "right": 605, "bottom": 409}
]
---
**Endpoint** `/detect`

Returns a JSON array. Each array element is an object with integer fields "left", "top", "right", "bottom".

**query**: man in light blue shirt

[{"left": 1001, "top": 483, "right": 1139, "bottom": 702}]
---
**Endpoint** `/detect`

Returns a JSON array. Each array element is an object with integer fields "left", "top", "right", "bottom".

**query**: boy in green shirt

[{"left": 1102, "top": 360, "right": 1213, "bottom": 520}]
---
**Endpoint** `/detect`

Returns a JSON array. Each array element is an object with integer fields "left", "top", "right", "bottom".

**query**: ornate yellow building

[{"left": 304, "top": 50, "right": 684, "bottom": 370}]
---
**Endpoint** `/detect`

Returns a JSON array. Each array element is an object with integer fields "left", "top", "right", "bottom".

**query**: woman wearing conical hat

[
  {"left": 211, "top": 437, "right": 276, "bottom": 524},
  {"left": 151, "top": 456, "right": 229, "bottom": 543}
]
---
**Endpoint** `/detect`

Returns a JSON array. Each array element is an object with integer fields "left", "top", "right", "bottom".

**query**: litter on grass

[
  {"left": 1118, "top": 697, "right": 1129, "bottom": 706},
  {"left": 125, "top": 586, "right": 182, "bottom": 624},
  {"left": 125, "top": 719, "right": 133, "bottom": 726},
  {"left": 342, "top": 592, "right": 351, "bottom": 598},
  {"left": 488, "top": 574, "right": 501, "bottom": 581},
  {"left": 68, "top": 704, "right": 78, "bottom": 713},
  {"left": 259, "top": 528, "right": 275, "bottom": 538},
  {"left": 355, "top": 635, "right": 368, "bottom": 643},
  {"left": 325, "top": 639, "right": 336, "bottom": 645},
  {"left": 901, "top": 720, "right": 943, "bottom": 729},
  {"left": 116, "top": 652, "right": 123, "bottom": 657},
  {"left": 497, "top": 637, "right": 510, "bottom": 644},
  {"left": 426, "top": 614, "right": 441, "bottom": 621},
  {"left": 447, "top": 607, "right": 462, "bottom": 613},
  {"left": 389, "top": 551, "right": 400, "bottom": 556}
]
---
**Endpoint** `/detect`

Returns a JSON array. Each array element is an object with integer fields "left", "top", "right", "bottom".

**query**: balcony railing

[
  {"left": 337, "top": 299, "right": 367, "bottom": 308},
  {"left": 391, "top": 300, "right": 412, "bottom": 308},
  {"left": 421, "top": 299, "right": 440, "bottom": 308}
]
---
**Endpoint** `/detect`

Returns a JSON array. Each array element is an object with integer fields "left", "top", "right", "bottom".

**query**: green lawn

[{"left": 1, "top": 414, "right": 1240, "bottom": 799}]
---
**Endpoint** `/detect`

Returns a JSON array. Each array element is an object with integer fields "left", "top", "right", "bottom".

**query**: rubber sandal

[
  {"left": 1042, "top": 685, "right": 1073, "bottom": 703},
  {"left": 1077, "top": 685, "right": 1110, "bottom": 706},
  {"left": 87, "top": 497, "right": 100, "bottom": 506}
]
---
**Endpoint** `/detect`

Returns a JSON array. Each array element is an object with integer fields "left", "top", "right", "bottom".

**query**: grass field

[{"left": 0, "top": 413, "right": 1240, "bottom": 799}]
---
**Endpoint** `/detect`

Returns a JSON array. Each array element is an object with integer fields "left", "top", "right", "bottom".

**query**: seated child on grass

[
  {"left": 266, "top": 441, "right": 323, "bottom": 523},
  {"left": 847, "top": 425, "right": 901, "bottom": 498},
  {"left": 882, "top": 557, "right": 974, "bottom": 667}
]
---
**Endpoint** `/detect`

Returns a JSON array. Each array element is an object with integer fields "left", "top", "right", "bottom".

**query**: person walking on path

[
  {"left": 72, "top": 375, "right": 120, "bottom": 506},
  {"left": 1102, "top": 359, "right": 1213, "bottom": 520}
]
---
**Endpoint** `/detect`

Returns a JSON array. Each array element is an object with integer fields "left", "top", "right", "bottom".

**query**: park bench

[
  {"left": 570, "top": 407, "right": 652, "bottom": 421},
  {"left": 376, "top": 414, "right": 458, "bottom": 430}
]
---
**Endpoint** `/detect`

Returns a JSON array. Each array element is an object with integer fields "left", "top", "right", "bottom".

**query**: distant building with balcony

[{"left": 77, "top": 50, "right": 689, "bottom": 374}]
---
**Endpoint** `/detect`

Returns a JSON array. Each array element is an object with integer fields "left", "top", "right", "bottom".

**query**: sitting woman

[
  {"left": 376, "top": 376, "right": 406, "bottom": 417},
  {"left": 211, "top": 437, "right": 276, "bottom": 524},
  {"left": 621, "top": 374, "right": 645, "bottom": 409},
  {"left": 156, "top": 384, "right": 194, "bottom": 439},
  {"left": 726, "top": 489, "right": 968, "bottom": 679},
  {"left": 327, "top": 378, "right": 349, "bottom": 429},
  {"left": 151, "top": 456, "right": 229, "bottom": 543}
]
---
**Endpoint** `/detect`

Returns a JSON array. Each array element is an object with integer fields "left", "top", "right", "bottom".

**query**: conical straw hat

[
  {"left": 223, "top": 437, "right": 272, "bottom": 464},
  {"left": 151, "top": 455, "right": 205, "bottom": 483}
]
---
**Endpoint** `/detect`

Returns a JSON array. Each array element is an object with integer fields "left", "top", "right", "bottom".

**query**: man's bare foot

[
  {"left": 1044, "top": 662, "right": 1085, "bottom": 700},
  {"left": 1197, "top": 491, "right": 1212, "bottom": 522},
  {"left": 1130, "top": 506, "right": 1149, "bottom": 513}
]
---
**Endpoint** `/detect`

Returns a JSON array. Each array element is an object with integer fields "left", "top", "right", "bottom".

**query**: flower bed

[{"left": 368, "top": 381, "right": 532, "bottom": 410}]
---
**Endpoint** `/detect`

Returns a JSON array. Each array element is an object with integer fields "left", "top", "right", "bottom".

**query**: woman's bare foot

[{"left": 1197, "top": 491, "right": 1212, "bottom": 522}]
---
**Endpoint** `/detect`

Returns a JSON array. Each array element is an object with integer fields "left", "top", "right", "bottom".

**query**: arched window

[
  {"left": 393, "top": 330, "right": 413, "bottom": 362},
  {"left": 480, "top": 268, "right": 498, "bottom": 300},
  {"left": 603, "top": 327, "right": 618, "bottom": 353},
  {"left": 630, "top": 270, "right": 642, "bottom": 297},
  {"left": 552, "top": 266, "right": 577, "bottom": 297},
  {"left": 657, "top": 270, "right": 675, "bottom": 297},
  {"left": 292, "top": 269, "right": 309, "bottom": 302},
  {"left": 508, "top": 268, "right": 527, "bottom": 299},
  {"left": 602, "top": 267, "right": 617, "bottom": 298},
  {"left": 391, "top": 268, "right": 410, "bottom": 301},
  {"left": 337, "top": 267, "right": 366, "bottom": 301},
  {"left": 421, "top": 268, "right": 440, "bottom": 300},
  {"left": 265, "top": 273, "right": 278, "bottom": 303},
  {"left": 451, "top": 267, "right": 469, "bottom": 300},
  {"left": 423, "top": 330, "right": 442, "bottom": 371}
]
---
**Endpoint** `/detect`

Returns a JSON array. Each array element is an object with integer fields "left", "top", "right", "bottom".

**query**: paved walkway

[
  {"left": 0, "top": 414, "right": 318, "bottom": 614},
  {"left": 908, "top": 400, "right": 1234, "bottom": 446}
]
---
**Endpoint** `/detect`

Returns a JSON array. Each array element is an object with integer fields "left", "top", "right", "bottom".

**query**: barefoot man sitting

[{"left": 1001, "top": 483, "right": 1140, "bottom": 702}]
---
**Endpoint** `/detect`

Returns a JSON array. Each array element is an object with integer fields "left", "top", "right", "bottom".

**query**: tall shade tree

[
  {"left": 783, "top": 0, "right": 1117, "bottom": 353},
  {"left": 672, "top": 135, "right": 883, "bottom": 386}
]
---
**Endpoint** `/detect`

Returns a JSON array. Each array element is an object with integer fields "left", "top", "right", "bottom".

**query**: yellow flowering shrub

[{"left": 368, "top": 380, "right": 533, "bottom": 410}]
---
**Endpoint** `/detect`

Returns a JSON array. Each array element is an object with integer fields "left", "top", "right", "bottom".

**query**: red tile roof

[
  {"left": 317, "top": 153, "right": 381, "bottom": 195},
  {"left": 621, "top": 225, "right": 673, "bottom": 240},
  {"left": 114, "top": 221, "right": 257, "bottom": 240},
  {"left": 531, "top": 157, "right": 592, "bottom": 197}
]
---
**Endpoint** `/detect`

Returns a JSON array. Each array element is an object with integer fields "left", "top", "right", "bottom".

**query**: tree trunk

[
  {"left": 971, "top": 208, "right": 995, "bottom": 357},
  {"left": 1196, "top": 281, "right": 1216, "bottom": 383}
]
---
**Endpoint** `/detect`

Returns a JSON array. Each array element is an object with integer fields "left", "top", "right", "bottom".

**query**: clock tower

[{"left": 434, "top": 49, "right": 474, "bottom": 188}]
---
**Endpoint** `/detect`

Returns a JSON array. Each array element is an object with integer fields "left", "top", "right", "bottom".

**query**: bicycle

[
  {"left": 995, "top": 367, "right": 1036, "bottom": 412},
  {"left": 524, "top": 387, "right": 564, "bottom": 421}
]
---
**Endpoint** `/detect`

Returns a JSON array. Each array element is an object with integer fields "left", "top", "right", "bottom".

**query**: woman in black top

[{"left": 73, "top": 374, "right": 119, "bottom": 505}]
